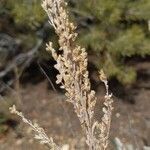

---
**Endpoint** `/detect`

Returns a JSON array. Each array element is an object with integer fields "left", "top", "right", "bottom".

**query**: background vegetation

[{"left": 0, "top": 0, "right": 150, "bottom": 85}]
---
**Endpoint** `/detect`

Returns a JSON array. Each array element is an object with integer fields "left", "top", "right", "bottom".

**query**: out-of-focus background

[{"left": 0, "top": 0, "right": 150, "bottom": 149}]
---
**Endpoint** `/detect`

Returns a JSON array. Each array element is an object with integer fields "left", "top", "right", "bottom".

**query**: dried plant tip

[
  {"left": 9, "top": 105, "right": 17, "bottom": 114},
  {"left": 99, "top": 69, "right": 107, "bottom": 83}
]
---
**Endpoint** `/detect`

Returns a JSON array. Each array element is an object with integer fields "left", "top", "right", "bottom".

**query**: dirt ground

[{"left": 0, "top": 63, "right": 150, "bottom": 150}]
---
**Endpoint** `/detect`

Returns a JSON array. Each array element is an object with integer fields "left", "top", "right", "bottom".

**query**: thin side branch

[{"left": 9, "top": 105, "right": 60, "bottom": 150}]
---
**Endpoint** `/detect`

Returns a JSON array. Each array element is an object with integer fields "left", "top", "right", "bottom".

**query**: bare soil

[{"left": 0, "top": 63, "right": 150, "bottom": 150}]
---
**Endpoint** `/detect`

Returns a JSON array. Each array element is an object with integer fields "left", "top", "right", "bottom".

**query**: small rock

[
  {"left": 16, "top": 139, "right": 23, "bottom": 145},
  {"left": 144, "top": 146, "right": 150, "bottom": 150},
  {"left": 62, "top": 144, "right": 69, "bottom": 150},
  {"left": 116, "top": 113, "right": 121, "bottom": 118}
]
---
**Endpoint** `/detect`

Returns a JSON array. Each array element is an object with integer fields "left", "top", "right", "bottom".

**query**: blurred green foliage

[
  {"left": 3, "top": 0, "right": 46, "bottom": 29},
  {"left": 0, "top": 0, "right": 48, "bottom": 59},
  {"left": 0, "top": 0, "right": 150, "bottom": 85},
  {"left": 73, "top": 0, "right": 150, "bottom": 85}
]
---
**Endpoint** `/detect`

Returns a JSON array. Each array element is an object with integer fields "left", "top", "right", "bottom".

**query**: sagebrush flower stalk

[{"left": 42, "top": 0, "right": 113, "bottom": 150}]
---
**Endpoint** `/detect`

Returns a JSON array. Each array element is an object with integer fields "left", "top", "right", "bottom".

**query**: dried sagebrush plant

[{"left": 42, "top": 0, "right": 113, "bottom": 150}]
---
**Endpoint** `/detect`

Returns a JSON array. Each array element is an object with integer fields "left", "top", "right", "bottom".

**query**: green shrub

[
  {"left": 5, "top": 0, "right": 46, "bottom": 29},
  {"left": 71, "top": 0, "right": 150, "bottom": 85},
  {"left": 1, "top": 0, "right": 150, "bottom": 85}
]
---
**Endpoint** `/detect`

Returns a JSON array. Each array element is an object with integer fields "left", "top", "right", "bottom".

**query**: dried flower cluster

[
  {"left": 42, "top": 0, "right": 113, "bottom": 150},
  {"left": 9, "top": 105, "right": 60, "bottom": 150}
]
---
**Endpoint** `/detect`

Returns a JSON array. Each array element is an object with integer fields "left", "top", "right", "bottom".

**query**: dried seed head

[
  {"left": 42, "top": 0, "right": 113, "bottom": 149},
  {"left": 99, "top": 69, "right": 107, "bottom": 82}
]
